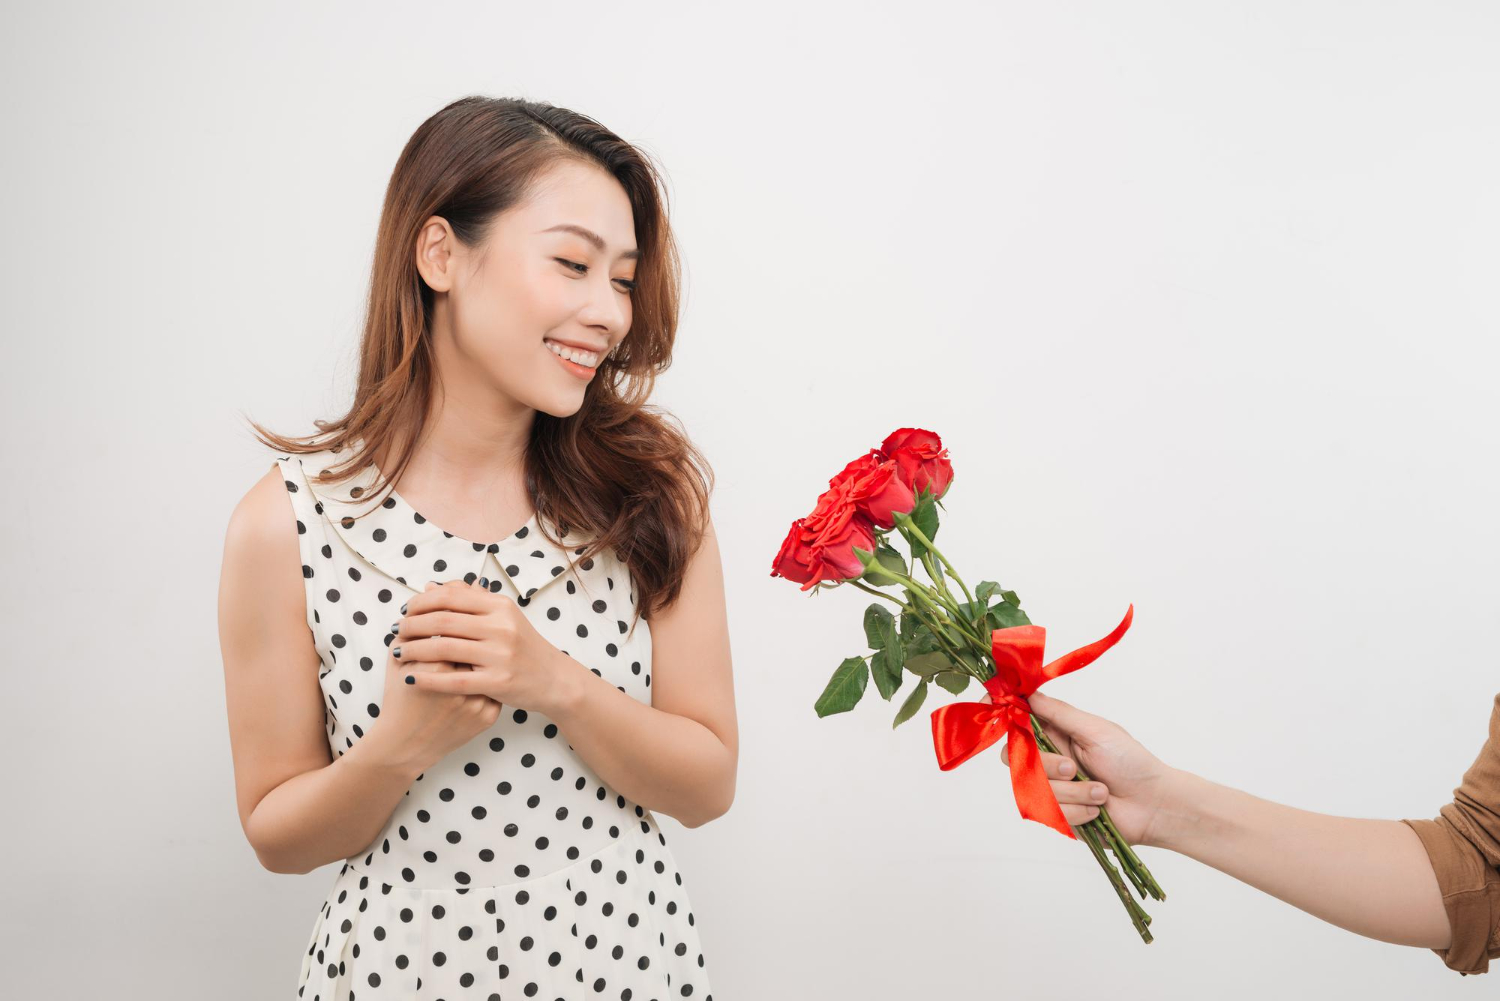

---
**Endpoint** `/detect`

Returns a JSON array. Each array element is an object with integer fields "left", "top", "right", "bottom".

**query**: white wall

[{"left": 3, "top": 1, "right": 1498, "bottom": 996}]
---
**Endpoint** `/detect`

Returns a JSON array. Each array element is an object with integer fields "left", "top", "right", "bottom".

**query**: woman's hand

[
  {"left": 990, "top": 689, "right": 1177, "bottom": 846},
  {"left": 365, "top": 578, "right": 504, "bottom": 776},
  {"left": 394, "top": 577, "right": 574, "bottom": 716}
]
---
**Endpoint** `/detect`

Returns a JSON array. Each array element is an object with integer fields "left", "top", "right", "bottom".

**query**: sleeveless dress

[{"left": 274, "top": 443, "right": 713, "bottom": 1001}]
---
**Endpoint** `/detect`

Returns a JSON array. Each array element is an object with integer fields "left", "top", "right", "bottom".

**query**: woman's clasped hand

[
  {"left": 395, "top": 578, "right": 572, "bottom": 708},
  {"left": 371, "top": 578, "right": 573, "bottom": 775}
]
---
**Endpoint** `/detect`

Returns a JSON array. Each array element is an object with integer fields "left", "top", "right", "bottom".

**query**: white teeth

[{"left": 545, "top": 339, "right": 599, "bottom": 367}]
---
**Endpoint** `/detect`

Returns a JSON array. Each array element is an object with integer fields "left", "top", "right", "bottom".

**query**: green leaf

[
  {"left": 863, "top": 603, "right": 895, "bottom": 649},
  {"left": 987, "top": 602, "right": 1032, "bottom": 630},
  {"left": 904, "top": 622, "right": 950, "bottom": 665},
  {"left": 912, "top": 486, "right": 940, "bottom": 542},
  {"left": 899, "top": 610, "right": 919, "bottom": 642},
  {"left": 905, "top": 622, "right": 941, "bottom": 656},
  {"left": 953, "top": 645, "right": 985, "bottom": 675},
  {"left": 939, "top": 621, "right": 968, "bottom": 648},
  {"left": 870, "top": 648, "right": 904, "bottom": 700},
  {"left": 976, "top": 581, "right": 1001, "bottom": 605},
  {"left": 893, "top": 677, "right": 930, "bottom": 728},
  {"left": 900, "top": 487, "right": 941, "bottom": 560},
  {"left": 874, "top": 544, "right": 908, "bottom": 578},
  {"left": 904, "top": 651, "right": 953, "bottom": 677},
  {"left": 934, "top": 671, "right": 971, "bottom": 695},
  {"left": 1001, "top": 589, "right": 1021, "bottom": 607},
  {"left": 814, "top": 657, "right": 870, "bottom": 717},
  {"left": 954, "top": 597, "right": 981, "bottom": 619}
]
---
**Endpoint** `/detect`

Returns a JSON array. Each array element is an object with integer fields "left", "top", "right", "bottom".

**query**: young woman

[
  {"left": 218, "top": 96, "right": 736, "bottom": 1000},
  {"left": 992, "top": 688, "right": 1500, "bottom": 975}
]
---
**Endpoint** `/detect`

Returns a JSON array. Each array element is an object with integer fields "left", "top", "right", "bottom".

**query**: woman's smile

[{"left": 544, "top": 337, "right": 601, "bottom": 378}]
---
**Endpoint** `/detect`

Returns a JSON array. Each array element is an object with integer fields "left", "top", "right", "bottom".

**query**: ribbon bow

[{"left": 929, "top": 604, "right": 1135, "bottom": 839}]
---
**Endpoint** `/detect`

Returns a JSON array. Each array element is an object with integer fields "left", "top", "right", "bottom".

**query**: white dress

[{"left": 274, "top": 443, "right": 713, "bottom": 1001}]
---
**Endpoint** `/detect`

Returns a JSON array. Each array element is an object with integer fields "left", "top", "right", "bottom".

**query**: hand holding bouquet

[{"left": 771, "top": 428, "right": 1166, "bottom": 942}]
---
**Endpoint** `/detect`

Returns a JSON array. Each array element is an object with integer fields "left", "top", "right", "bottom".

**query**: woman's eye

[{"left": 556, "top": 258, "right": 636, "bottom": 293}]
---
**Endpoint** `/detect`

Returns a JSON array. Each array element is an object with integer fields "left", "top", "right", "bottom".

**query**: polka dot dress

[{"left": 275, "top": 444, "right": 713, "bottom": 1001}]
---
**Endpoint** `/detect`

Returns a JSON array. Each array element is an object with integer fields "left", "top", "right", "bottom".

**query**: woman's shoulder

[{"left": 223, "top": 461, "right": 304, "bottom": 583}]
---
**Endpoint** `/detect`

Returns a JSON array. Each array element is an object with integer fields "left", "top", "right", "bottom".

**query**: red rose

[
  {"left": 829, "top": 448, "right": 883, "bottom": 489},
  {"left": 879, "top": 427, "right": 954, "bottom": 500},
  {"left": 770, "top": 518, "right": 821, "bottom": 588},
  {"left": 803, "top": 478, "right": 858, "bottom": 548},
  {"left": 772, "top": 501, "right": 879, "bottom": 591},
  {"left": 807, "top": 509, "right": 877, "bottom": 582},
  {"left": 826, "top": 448, "right": 917, "bottom": 530},
  {"left": 849, "top": 458, "right": 916, "bottom": 530}
]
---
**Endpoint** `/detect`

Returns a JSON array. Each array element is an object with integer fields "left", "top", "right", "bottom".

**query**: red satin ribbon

[{"left": 929, "top": 604, "right": 1135, "bottom": 839}]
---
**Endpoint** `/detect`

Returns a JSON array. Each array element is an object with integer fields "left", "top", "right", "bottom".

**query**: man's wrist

[{"left": 1144, "top": 766, "right": 1210, "bottom": 852}]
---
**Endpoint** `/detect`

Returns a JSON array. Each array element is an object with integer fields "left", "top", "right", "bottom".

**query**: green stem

[
  {"left": 919, "top": 550, "right": 962, "bottom": 616},
  {"left": 845, "top": 578, "right": 978, "bottom": 678},
  {"left": 899, "top": 517, "right": 977, "bottom": 609},
  {"left": 1032, "top": 717, "right": 1165, "bottom": 904},
  {"left": 1077, "top": 818, "right": 1154, "bottom": 943},
  {"left": 896, "top": 574, "right": 990, "bottom": 650},
  {"left": 846, "top": 578, "right": 915, "bottom": 615}
]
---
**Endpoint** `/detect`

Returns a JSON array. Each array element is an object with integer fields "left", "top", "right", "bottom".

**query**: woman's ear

[{"left": 414, "top": 216, "right": 459, "bottom": 293}]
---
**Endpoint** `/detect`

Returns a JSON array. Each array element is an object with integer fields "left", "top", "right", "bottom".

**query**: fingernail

[
  {"left": 392, "top": 646, "right": 401, "bottom": 659},
  {"left": 479, "top": 577, "right": 489, "bottom": 588},
  {"left": 1092, "top": 785, "right": 1107, "bottom": 802},
  {"left": 404, "top": 674, "right": 415, "bottom": 684},
  {"left": 1060, "top": 761, "right": 1073, "bottom": 776},
  {"left": 399, "top": 601, "right": 408, "bottom": 614},
  {"left": 390, "top": 621, "right": 400, "bottom": 633}
]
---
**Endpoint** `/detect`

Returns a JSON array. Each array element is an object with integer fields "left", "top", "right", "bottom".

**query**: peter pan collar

[{"left": 288, "top": 447, "right": 587, "bottom": 603}]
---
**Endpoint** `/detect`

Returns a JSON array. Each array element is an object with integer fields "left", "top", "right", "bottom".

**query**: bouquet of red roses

[{"left": 771, "top": 428, "right": 1166, "bottom": 942}]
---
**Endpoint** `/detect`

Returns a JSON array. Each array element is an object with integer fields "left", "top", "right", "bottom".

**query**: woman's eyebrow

[{"left": 538, "top": 223, "right": 640, "bottom": 260}]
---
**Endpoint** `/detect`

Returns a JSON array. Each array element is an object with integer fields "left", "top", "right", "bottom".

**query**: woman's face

[{"left": 419, "top": 158, "right": 638, "bottom": 419}]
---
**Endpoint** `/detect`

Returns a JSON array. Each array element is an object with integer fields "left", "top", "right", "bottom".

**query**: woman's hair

[{"left": 245, "top": 95, "right": 713, "bottom": 624}]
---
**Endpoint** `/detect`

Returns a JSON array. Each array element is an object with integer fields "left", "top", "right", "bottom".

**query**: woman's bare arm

[
  {"left": 220, "top": 465, "right": 421, "bottom": 874},
  {"left": 547, "top": 513, "right": 738, "bottom": 829},
  {"left": 1148, "top": 767, "right": 1452, "bottom": 949}
]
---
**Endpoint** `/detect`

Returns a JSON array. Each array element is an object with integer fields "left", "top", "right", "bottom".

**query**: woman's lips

[{"left": 545, "top": 341, "right": 597, "bottom": 379}]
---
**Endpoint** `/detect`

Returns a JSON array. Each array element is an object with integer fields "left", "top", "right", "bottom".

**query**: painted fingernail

[
  {"left": 400, "top": 601, "right": 408, "bottom": 614},
  {"left": 392, "top": 646, "right": 401, "bottom": 659},
  {"left": 404, "top": 674, "right": 415, "bottom": 684},
  {"left": 390, "top": 621, "right": 400, "bottom": 633},
  {"left": 479, "top": 577, "right": 489, "bottom": 588},
  {"left": 1092, "top": 785, "right": 1107, "bottom": 801}
]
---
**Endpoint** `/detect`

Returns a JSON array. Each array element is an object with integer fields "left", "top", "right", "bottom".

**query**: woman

[
  {"left": 218, "top": 96, "right": 736, "bottom": 999},
  {"left": 999, "top": 688, "right": 1500, "bottom": 975}
]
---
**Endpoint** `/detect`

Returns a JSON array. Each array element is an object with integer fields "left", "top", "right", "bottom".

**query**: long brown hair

[{"left": 244, "top": 96, "right": 713, "bottom": 625}]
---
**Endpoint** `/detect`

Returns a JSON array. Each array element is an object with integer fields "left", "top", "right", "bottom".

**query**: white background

[{"left": 3, "top": 1, "right": 1498, "bottom": 996}]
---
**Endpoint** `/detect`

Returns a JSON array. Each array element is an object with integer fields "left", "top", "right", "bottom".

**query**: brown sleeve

[
  {"left": 1399, "top": 691, "right": 1500, "bottom": 975},
  {"left": 1401, "top": 817, "right": 1500, "bottom": 974}
]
